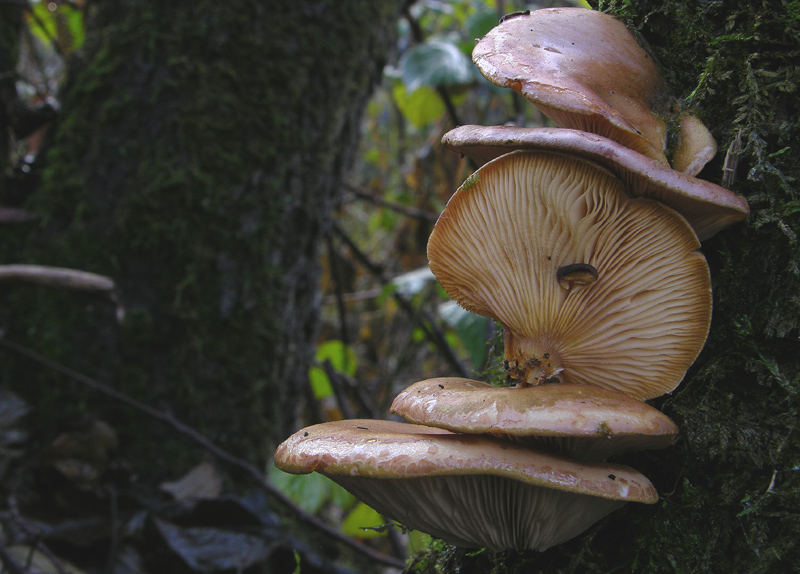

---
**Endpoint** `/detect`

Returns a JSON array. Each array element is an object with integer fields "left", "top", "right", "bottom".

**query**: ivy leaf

[
  {"left": 399, "top": 40, "right": 475, "bottom": 92},
  {"left": 392, "top": 83, "right": 446, "bottom": 128},
  {"left": 342, "top": 502, "right": 388, "bottom": 539}
]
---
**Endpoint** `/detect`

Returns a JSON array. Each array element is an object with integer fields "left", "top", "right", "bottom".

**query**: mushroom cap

[
  {"left": 473, "top": 8, "right": 670, "bottom": 164},
  {"left": 427, "top": 150, "right": 712, "bottom": 400},
  {"left": 274, "top": 419, "right": 657, "bottom": 551},
  {"left": 441, "top": 125, "right": 748, "bottom": 240},
  {"left": 390, "top": 378, "right": 679, "bottom": 460},
  {"left": 672, "top": 113, "right": 719, "bottom": 176}
]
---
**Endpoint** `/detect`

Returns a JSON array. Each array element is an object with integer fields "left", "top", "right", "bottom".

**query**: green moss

[{"left": 1, "top": 0, "right": 402, "bottom": 477}]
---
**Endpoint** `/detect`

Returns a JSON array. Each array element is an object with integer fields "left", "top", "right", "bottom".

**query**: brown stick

[
  {"left": 0, "top": 338, "right": 406, "bottom": 571},
  {"left": 0, "top": 264, "right": 115, "bottom": 293}
]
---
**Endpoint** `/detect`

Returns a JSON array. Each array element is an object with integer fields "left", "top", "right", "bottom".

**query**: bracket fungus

[
  {"left": 274, "top": 419, "right": 657, "bottom": 552},
  {"left": 427, "top": 150, "right": 712, "bottom": 399},
  {"left": 391, "top": 378, "right": 679, "bottom": 461},
  {"left": 441, "top": 125, "right": 749, "bottom": 241}
]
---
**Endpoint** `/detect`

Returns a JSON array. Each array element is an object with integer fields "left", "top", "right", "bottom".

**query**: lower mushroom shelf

[
  {"left": 332, "top": 473, "right": 627, "bottom": 552},
  {"left": 274, "top": 419, "right": 658, "bottom": 552}
]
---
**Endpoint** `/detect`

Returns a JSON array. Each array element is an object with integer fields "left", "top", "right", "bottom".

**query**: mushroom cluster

[{"left": 274, "top": 7, "right": 749, "bottom": 553}]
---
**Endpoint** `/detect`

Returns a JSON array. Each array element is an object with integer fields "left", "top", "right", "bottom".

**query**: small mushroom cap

[
  {"left": 275, "top": 419, "right": 657, "bottom": 551},
  {"left": 427, "top": 150, "right": 712, "bottom": 400},
  {"left": 441, "top": 125, "right": 748, "bottom": 241},
  {"left": 391, "top": 378, "right": 679, "bottom": 460},
  {"left": 473, "top": 8, "right": 671, "bottom": 164},
  {"left": 672, "top": 113, "right": 719, "bottom": 176}
]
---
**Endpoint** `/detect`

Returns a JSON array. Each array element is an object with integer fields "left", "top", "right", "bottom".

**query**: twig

[
  {"left": 0, "top": 543, "right": 28, "bottom": 574},
  {"left": 0, "top": 338, "right": 406, "bottom": 571},
  {"left": 331, "top": 221, "right": 471, "bottom": 378},
  {"left": 321, "top": 360, "right": 356, "bottom": 420},
  {"left": 0, "top": 208, "right": 37, "bottom": 224},
  {"left": 342, "top": 182, "right": 439, "bottom": 223},
  {"left": 0, "top": 264, "right": 115, "bottom": 293},
  {"left": 6, "top": 495, "right": 69, "bottom": 574}
]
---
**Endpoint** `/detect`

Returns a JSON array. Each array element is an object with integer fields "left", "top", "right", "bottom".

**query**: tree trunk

[
  {"left": 1, "top": 0, "right": 403, "bottom": 472},
  {"left": 407, "top": 1, "right": 800, "bottom": 572}
]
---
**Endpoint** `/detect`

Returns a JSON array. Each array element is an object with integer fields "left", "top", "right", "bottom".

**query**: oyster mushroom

[
  {"left": 441, "top": 125, "right": 748, "bottom": 241},
  {"left": 391, "top": 377, "right": 679, "bottom": 461},
  {"left": 473, "top": 7, "right": 718, "bottom": 174},
  {"left": 274, "top": 419, "right": 657, "bottom": 552},
  {"left": 427, "top": 150, "right": 711, "bottom": 400}
]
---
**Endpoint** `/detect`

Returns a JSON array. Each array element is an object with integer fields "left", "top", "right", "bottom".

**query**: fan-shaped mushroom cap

[
  {"left": 274, "top": 419, "right": 657, "bottom": 551},
  {"left": 391, "top": 378, "right": 678, "bottom": 460},
  {"left": 473, "top": 8, "right": 671, "bottom": 164},
  {"left": 441, "top": 125, "right": 748, "bottom": 240},
  {"left": 427, "top": 150, "right": 711, "bottom": 400}
]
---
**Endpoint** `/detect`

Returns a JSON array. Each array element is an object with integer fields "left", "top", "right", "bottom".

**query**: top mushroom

[{"left": 473, "top": 8, "right": 708, "bottom": 170}]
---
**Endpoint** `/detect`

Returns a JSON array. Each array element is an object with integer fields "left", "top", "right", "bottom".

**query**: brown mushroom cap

[
  {"left": 391, "top": 378, "right": 679, "bottom": 460},
  {"left": 427, "top": 150, "right": 711, "bottom": 400},
  {"left": 473, "top": 8, "right": 671, "bottom": 164},
  {"left": 441, "top": 125, "right": 748, "bottom": 241},
  {"left": 274, "top": 419, "right": 657, "bottom": 551}
]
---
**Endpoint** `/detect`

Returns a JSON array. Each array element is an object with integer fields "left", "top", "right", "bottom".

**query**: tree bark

[{"left": 1, "top": 0, "right": 403, "bottom": 471}]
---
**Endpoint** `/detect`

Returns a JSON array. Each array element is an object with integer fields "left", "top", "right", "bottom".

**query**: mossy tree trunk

[
  {"left": 0, "top": 0, "right": 402, "bottom": 472},
  {"left": 407, "top": 1, "right": 799, "bottom": 573}
]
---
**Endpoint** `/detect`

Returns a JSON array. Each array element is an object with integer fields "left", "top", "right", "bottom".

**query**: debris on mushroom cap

[
  {"left": 441, "top": 125, "right": 748, "bottom": 241},
  {"left": 391, "top": 378, "right": 679, "bottom": 460},
  {"left": 427, "top": 150, "right": 712, "bottom": 400},
  {"left": 557, "top": 263, "right": 599, "bottom": 290},
  {"left": 672, "top": 113, "right": 719, "bottom": 176},
  {"left": 274, "top": 419, "right": 657, "bottom": 551},
  {"left": 473, "top": 7, "right": 673, "bottom": 165}
]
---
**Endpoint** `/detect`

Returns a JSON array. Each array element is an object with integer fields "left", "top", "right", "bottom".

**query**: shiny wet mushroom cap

[
  {"left": 441, "top": 125, "right": 748, "bottom": 241},
  {"left": 274, "top": 419, "right": 658, "bottom": 552},
  {"left": 391, "top": 378, "right": 679, "bottom": 460},
  {"left": 473, "top": 7, "right": 673, "bottom": 164},
  {"left": 427, "top": 150, "right": 712, "bottom": 400}
]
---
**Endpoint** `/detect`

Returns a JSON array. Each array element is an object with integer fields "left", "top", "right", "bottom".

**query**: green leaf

[
  {"left": 316, "top": 340, "right": 357, "bottom": 376},
  {"left": 268, "top": 469, "right": 331, "bottom": 514},
  {"left": 27, "top": 1, "right": 85, "bottom": 53},
  {"left": 308, "top": 340, "right": 358, "bottom": 399},
  {"left": 342, "top": 502, "right": 388, "bottom": 539},
  {"left": 439, "top": 301, "right": 491, "bottom": 369},
  {"left": 308, "top": 366, "right": 334, "bottom": 399},
  {"left": 392, "top": 83, "right": 446, "bottom": 128},
  {"left": 399, "top": 40, "right": 475, "bottom": 91}
]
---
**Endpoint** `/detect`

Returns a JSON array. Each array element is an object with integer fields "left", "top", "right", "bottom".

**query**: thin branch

[
  {"left": 0, "top": 265, "right": 115, "bottom": 293},
  {"left": 0, "top": 338, "right": 406, "bottom": 571},
  {"left": 6, "top": 495, "right": 69, "bottom": 574},
  {"left": 342, "top": 181, "right": 439, "bottom": 223},
  {"left": 0, "top": 543, "right": 28, "bottom": 574},
  {"left": 331, "top": 221, "right": 471, "bottom": 379}
]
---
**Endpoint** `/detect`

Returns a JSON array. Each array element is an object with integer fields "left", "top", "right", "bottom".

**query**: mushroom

[
  {"left": 441, "top": 125, "right": 748, "bottom": 241},
  {"left": 427, "top": 149, "right": 711, "bottom": 400},
  {"left": 391, "top": 378, "right": 679, "bottom": 461},
  {"left": 274, "top": 419, "right": 658, "bottom": 552},
  {"left": 671, "top": 113, "right": 719, "bottom": 176},
  {"left": 473, "top": 8, "right": 706, "bottom": 170}
]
